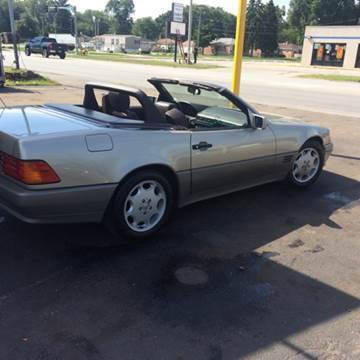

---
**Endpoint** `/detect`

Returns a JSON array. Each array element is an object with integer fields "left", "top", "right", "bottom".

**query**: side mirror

[{"left": 249, "top": 112, "right": 267, "bottom": 129}]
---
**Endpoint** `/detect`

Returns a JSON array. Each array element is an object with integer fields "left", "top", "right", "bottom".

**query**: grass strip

[
  {"left": 4, "top": 67, "right": 58, "bottom": 86},
  {"left": 297, "top": 74, "right": 360, "bottom": 82},
  {"left": 68, "top": 52, "right": 223, "bottom": 69}
]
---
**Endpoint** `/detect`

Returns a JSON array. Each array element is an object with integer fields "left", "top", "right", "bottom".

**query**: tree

[
  {"left": 154, "top": 11, "right": 171, "bottom": 39},
  {"left": 132, "top": 17, "right": 159, "bottom": 40},
  {"left": 106, "top": 0, "right": 134, "bottom": 34},
  {"left": 287, "top": 0, "right": 313, "bottom": 44},
  {"left": 16, "top": 8, "right": 40, "bottom": 38},
  {"left": 258, "top": 0, "right": 279, "bottom": 56},
  {"left": 311, "top": 0, "right": 358, "bottom": 25},
  {"left": 154, "top": 5, "right": 237, "bottom": 47},
  {"left": 77, "top": 10, "right": 111, "bottom": 36},
  {"left": 0, "top": 0, "right": 11, "bottom": 33},
  {"left": 245, "top": 0, "right": 264, "bottom": 56},
  {"left": 50, "top": 0, "right": 73, "bottom": 34},
  {"left": 287, "top": 0, "right": 360, "bottom": 44}
]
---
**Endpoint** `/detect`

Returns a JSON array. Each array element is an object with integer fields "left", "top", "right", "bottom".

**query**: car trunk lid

[{"left": 0, "top": 106, "right": 94, "bottom": 156}]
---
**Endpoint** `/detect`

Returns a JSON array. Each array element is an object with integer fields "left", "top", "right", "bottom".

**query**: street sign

[
  {"left": 170, "top": 21, "right": 186, "bottom": 36},
  {"left": 172, "top": 3, "right": 184, "bottom": 23}
]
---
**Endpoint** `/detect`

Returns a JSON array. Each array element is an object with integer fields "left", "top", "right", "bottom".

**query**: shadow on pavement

[
  {"left": 0, "top": 86, "right": 35, "bottom": 94},
  {"left": 0, "top": 170, "right": 359, "bottom": 359}
]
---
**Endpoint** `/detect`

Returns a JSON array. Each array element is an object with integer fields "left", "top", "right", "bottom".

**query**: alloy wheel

[
  {"left": 292, "top": 147, "right": 320, "bottom": 183},
  {"left": 123, "top": 180, "right": 167, "bottom": 233}
]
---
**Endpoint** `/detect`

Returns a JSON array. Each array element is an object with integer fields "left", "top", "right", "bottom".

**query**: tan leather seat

[{"left": 102, "top": 92, "right": 139, "bottom": 120}]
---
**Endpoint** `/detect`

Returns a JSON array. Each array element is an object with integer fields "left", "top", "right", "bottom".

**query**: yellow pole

[{"left": 232, "top": 0, "right": 247, "bottom": 95}]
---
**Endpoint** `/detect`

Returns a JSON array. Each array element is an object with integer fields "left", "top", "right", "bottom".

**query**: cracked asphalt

[{"left": 0, "top": 87, "right": 360, "bottom": 359}]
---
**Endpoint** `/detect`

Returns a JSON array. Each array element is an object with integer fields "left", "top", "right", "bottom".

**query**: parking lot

[{"left": 0, "top": 86, "right": 360, "bottom": 359}]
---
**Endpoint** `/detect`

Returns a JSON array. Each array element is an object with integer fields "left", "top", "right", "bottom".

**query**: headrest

[
  {"left": 165, "top": 108, "right": 188, "bottom": 128},
  {"left": 107, "top": 92, "right": 130, "bottom": 113}
]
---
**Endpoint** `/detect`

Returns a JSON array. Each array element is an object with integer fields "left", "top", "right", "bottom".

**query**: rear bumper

[
  {"left": 324, "top": 143, "right": 333, "bottom": 163},
  {"left": 0, "top": 176, "right": 117, "bottom": 224}
]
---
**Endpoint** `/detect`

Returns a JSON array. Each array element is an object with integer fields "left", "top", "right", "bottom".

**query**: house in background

[
  {"left": 206, "top": 38, "right": 235, "bottom": 55},
  {"left": 95, "top": 34, "right": 141, "bottom": 53},
  {"left": 154, "top": 38, "right": 175, "bottom": 52},
  {"left": 182, "top": 40, "right": 197, "bottom": 55},
  {"left": 278, "top": 42, "right": 302, "bottom": 58}
]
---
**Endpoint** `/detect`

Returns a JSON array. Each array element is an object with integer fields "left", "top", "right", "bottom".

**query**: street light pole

[
  {"left": 232, "top": 0, "right": 247, "bottom": 95},
  {"left": 187, "top": 0, "right": 193, "bottom": 64},
  {"left": 73, "top": 6, "right": 79, "bottom": 54},
  {"left": 7, "top": 0, "right": 19, "bottom": 70},
  {"left": 197, "top": 10, "right": 202, "bottom": 47}
]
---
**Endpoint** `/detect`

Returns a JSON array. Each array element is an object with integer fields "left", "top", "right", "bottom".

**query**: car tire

[
  {"left": 288, "top": 139, "right": 325, "bottom": 188},
  {"left": 108, "top": 170, "right": 174, "bottom": 241},
  {"left": 42, "top": 48, "right": 49, "bottom": 58},
  {"left": 59, "top": 52, "right": 66, "bottom": 59},
  {"left": 25, "top": 47, "right": 31, "bottom": 56}
]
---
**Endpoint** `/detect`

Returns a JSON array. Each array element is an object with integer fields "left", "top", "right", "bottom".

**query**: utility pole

[
  {"left": 7, "top": 0, "right": 19, "bottom": 70},
  {"left": 93, "top": 16, "right": 97, "bottom": 37},
  {"left": 187, "top": 0, "right": 193, "bottom": 64},
  {"left": 197, "top": 10, "right": 202, "bottom": 47},
  {"left": 232, "top": 0, "right": 247, "bottom": 95},
  {"left": 73, "top": 6, "right": 79, "bottom": 54}
]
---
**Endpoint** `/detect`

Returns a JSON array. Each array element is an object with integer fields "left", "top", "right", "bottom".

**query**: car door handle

[{"left": 192, "top": 141, "right": 213, "bottom": 151}]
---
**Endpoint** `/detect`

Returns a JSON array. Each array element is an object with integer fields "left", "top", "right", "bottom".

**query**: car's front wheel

[
  {"left": 109, "top": 171, "right": 174, "bottom": 240},
  {"left": 288, "top": 140, "right": 324, "bottom": 188},
  {"left": 25, "top": 47, "right": 31, "bottom": 56}
]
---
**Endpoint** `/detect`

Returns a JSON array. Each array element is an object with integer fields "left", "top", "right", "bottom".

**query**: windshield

[
  {"left": 162, "top": 83, "right": 230, "bottom": 108},
  {"left": 160, "top": 83, "right": 249, "bottom": 128}
]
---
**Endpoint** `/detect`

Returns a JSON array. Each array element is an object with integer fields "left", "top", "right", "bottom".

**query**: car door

[
  {"left": 32, "top": 37, "right": 41, "bottom": 53},
  {"left": 191, "top": 124, "right": 276, "bottom": 197}
]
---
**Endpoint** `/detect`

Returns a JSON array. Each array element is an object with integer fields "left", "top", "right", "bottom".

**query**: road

[
  {"left": 0, "top": 82, "right": 360, "bottom": 359},
  {"left": 4, "top": 51, "right": 360, "bottom": 118}
]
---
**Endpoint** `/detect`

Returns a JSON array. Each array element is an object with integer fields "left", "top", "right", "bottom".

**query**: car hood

[
  {"left": 0, "top": 106, "right": 95, "bottom": 138},
  {"left": 268, "top": 116, "right": 329, "bottom": 134}
]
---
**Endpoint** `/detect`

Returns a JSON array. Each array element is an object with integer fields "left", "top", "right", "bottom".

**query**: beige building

[
  {"left": 95, "top": 35, "right": 141, "bottom": 53},
  {"left": 302, "top": 26, "right": 360, "bottom": 69}
]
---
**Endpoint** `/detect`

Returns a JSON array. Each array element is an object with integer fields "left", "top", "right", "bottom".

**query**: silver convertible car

[{"left": 0, "top": 79, "right": 333, "bottom": 239}]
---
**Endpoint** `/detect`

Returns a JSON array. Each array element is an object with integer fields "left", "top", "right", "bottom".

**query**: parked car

[
  {"left": 25, "top": 36, "right": 67, "bottom": 59},
  {"left": 0, "top": 80, "right": 333, "bottom": 240}
]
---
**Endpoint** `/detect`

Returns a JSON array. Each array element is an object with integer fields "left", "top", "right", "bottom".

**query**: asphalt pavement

[
  {"left": 3, "top": 50, "right": 360, "bottom": 118},
  {"left": 0, "top": 92, "right": 359, "bottom": 359}
]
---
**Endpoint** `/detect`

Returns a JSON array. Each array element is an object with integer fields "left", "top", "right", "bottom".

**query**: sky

[{"left": 71, "top": 0, "right": 290, "bottom": 18}]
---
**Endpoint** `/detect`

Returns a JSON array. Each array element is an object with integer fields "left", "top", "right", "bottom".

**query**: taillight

[{"left": 0, "top": 153, "right": 60, "bottom": 185}]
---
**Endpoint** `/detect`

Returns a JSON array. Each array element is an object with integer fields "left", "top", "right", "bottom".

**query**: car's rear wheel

[
  {"left": 288, "top": 140, "right": 324, "bottom": 188},
  {"left": 109, "top": 171, "right": 174, "bottom": 240},
  {"left": 25, "top": 47, "right": 31, "bottom": 56},
  {"left": 59, "top": 52, "right": 66, "bottom": 59},
  {"left": 42, "top": 48, "right": 49, "bottom": 58}
]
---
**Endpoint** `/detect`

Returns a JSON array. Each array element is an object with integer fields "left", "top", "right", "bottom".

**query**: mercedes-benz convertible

[{"left": 0, "top": 79, "right": 333, "bottom": 239}]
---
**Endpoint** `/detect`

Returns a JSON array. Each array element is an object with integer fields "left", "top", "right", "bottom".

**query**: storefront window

[
  {"left": 311, "top": 43, "right": 346, "bottom": 67},
  {"left": 356, "top": 45, "right": 360, "bottom": 68}
]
